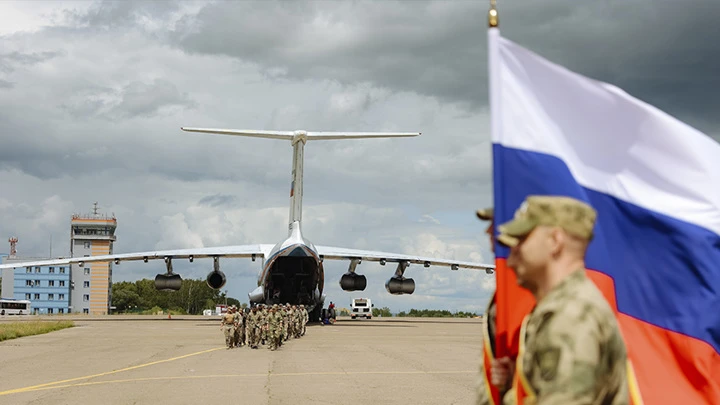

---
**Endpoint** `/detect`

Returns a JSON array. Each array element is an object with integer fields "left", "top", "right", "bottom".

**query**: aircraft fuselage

[{"left": 248, "top": 221, "right": 326, "bottom": 318}]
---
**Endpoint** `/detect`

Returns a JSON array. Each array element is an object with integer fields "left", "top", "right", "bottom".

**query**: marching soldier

[
  {"left": 280, "top": 304, "right": 288, "bottom": 343},
  {"left": 300, "top": 305, "right": 308, "bottom": 335},
  {"left": 291, "top": 305, "right": 300, "bottom": 338},
  {"left": 220, "top": 307, "right": 235, "bottom": 349},
  {"left": 260, "top": 305, "right": 268, "bottom": 345},
  {"left": 247, "top": 306, "right": 260, "bottom": 349},
  {"left": 267, "top": 304, "right": 283, "bottom": 350},
  {"left": 492, "top": 195, "right": 630, "bottom": 404},
  {"left": 233, "top": 305, "right": 245, "bottom": 347}
]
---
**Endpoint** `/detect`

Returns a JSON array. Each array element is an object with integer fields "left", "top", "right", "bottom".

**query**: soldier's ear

[{"left": 548, "top": 226, "right": 564, "bottom": 256}]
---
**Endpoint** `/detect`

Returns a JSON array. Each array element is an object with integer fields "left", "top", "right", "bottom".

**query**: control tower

[{"left": 70, "top": 202, "right": 117, "bottom": 315}]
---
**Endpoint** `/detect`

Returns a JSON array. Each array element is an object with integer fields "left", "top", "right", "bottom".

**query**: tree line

[
  {"left": 110, "top": 278, "right": 478, "bottom": 317},
  {"left": 111, "top": 278, "right": 242, "bottom": 315},
  {"left": 334, "top": 306, "right": 478, "bottom": 318}
]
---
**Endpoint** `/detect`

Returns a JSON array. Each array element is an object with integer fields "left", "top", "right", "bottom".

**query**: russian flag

[{"left": 487, "top": 28, "right": 720, "bottom": 404}]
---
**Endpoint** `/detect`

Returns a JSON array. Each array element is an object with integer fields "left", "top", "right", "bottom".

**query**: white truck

[{"left": 350, "top": 298, "right": 373, "bottom": 319}]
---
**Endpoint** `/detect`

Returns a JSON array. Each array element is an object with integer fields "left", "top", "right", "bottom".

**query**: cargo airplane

[{"left": 0, "top": 127, "right": 495, "bottom": 321}]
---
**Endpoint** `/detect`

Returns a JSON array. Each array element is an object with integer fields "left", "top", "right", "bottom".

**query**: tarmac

[{"left": 0, "top": 315, "right": 484, "bottom": 404}]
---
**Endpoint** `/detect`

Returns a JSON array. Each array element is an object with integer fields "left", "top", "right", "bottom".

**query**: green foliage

[
  {"left": 0, "top": 321, "right": 74, "bottom": 342},
  {"left": 111, "top": 278, "right": 242, "bottom": 315},
  {"left": 395, "top": 308, "right": 478, "bottom": 318},
  {"left": 372, "top": 306, "right": 392, "bottom": 317}
]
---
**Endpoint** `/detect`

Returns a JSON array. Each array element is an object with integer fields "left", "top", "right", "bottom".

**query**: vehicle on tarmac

[
  {"left": 0, "top": 298, "right": 31, "bottom": 315},
  {"left": 351, "top": 298, "right": 373, "bottom": 319}
]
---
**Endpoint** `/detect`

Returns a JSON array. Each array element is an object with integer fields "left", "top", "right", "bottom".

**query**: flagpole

[
  {"left": 487, "top": 0, "right": 508, "bottom": 358},
  {"left": 488, "top": 0, "right": 498, "bottom": 28}
]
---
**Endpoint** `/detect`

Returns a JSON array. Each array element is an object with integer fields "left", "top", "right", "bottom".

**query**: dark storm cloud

[
  {"left": 0, "top": 79, "right": 13, "bottom": 89},
  {"left": 198, "top": 194, "right": 238, "bottom": 208},
  {"left": 168, "top": 0, "right": 720, "bottom": 133},
  {"left": 170, "top": 1, "right": 485, "bottom": 110}
]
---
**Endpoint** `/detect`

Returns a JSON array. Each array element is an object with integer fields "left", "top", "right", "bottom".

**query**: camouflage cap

[
  {"left": 272, "top": 304, "right": 278, "bottom": 309},
  {"left": 476, "top": 207, "right": 493, "bottom": 221},
  {"left": 497, "top": 195, "right": 597, "bottom": 247}
]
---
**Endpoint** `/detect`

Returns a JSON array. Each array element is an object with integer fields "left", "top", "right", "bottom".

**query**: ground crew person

[
  {"left": 220, "top": 307, "right": 235, "bottom": 349},
  {"left": 492, "top": 195, "right": 630, "bottom": 405},
  {"left": 475, "top": 207, "right": 503, "bottom": 405}
]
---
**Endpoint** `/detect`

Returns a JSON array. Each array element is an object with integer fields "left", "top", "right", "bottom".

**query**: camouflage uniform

[
  {"left": 280, "top": 305, "right": 288, "bottom": 343},
  {"left": 267, "top": 305, "right": 283, "bottom": 350},
  {"left": 247, "top": 307, "right": 261, "bottom": 348},
  {"left": 292, "top": 305, "right": 301, "bottom": 338},
  {"left": 233, "top": 306, "right": 245, "bottom": 347},
  {"left": 497, "top": 196, "right": 630, "bottom": 405},
  {"left": 287, "top": 305, "right": 296, "bottom": 339},
  {"left": 300, "top": 305, "right": 308, "bottom": 335},
  {"left": 260, "top": 306, "right": 268, "bottom": 345},
  {"left": 220, "top": 310, "right": 235, "bottom": 349}
]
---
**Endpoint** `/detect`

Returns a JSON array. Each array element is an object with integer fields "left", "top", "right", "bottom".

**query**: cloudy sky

[{"left": 1, "top": 0, "right": 718, "bottom": 313}]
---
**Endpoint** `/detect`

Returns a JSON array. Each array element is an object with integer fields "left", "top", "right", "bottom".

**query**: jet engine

[
  {"left": 206, "top": 256, "right": 226, "bottom": 289},
  {"left": 155, "top": 257, "right": 183, "bottom": 291},
  {"left": 339, "top": 258, "right": 366, "bottom": 291},
  {"left": 340, "top": 272, "right": 367, "bottom": 291},
  {"left": 155, "top": 273, "right": 183, "bottom": 291},
  {"left": 248, "top": 286, "right": 264, "bottom": 303},
  {"left": 385, "top": 276, "right": 415, "bottom": 295},
  {"left": 206, "top": 270, "right": 226, "bottom": 289},
  {"left": 385, "top": 261, "right": 414, "bottom": 295}
]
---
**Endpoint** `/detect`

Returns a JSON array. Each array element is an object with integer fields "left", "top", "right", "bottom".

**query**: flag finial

[{"left": 488, "top": 0, "right": 498, "bottom": 28}]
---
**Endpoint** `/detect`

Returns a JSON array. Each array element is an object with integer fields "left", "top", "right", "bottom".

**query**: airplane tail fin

[
  {"left": 181, "top": 127, "right": 420, "bottom": 230},
  {"left": 180, "top": 128, "right": 420, "bottom": 141}
]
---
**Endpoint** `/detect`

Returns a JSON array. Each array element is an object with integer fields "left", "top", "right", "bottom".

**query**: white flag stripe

[{"left": 494, "top": 36, "right": 720, "bottom": 236}]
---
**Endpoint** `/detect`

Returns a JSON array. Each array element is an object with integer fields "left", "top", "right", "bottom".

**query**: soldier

[
  {"left": 278, "top": 304, "right": 288, "bottom": 346},
  {"left": 291, "top": 305, "right": 300, "bottom": 338},
  {"left": 260, "top": 305, "right": 268, "bottom": 346},
  {"left": 285, "top": 305, "right": 292, "bottom": 340},
  {"left": 233, "top": 305, "right": 245, "bottom": 347},
  {"left": 240, "top": 305, "right": 247, "bottom": 346},
  {"left": 493, "top": 195, "right": 629, "bottom": 405},
  {"left": 267, "top": 304, "right": 282, "bottom": 350},
  {"left": 220, "top": 307, "right": 235, "bottom": 349},
  {"left": 300, "top": 304, "right": 308, "bottom": 335},
  {"left": 247, "top": 306, "right": 261, "bottom": 349},
  {"left": 475, "top": 207, "right": 502, "bottom": 405}
]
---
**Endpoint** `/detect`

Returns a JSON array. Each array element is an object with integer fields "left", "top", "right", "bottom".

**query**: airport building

[
  {"left": 1, "top": 204, "right": 117, "bottom": 315},
  {"left": 1, "top": 239, "right": 71, "bottom": 314},
  {"left": 70, "top": 204, "right": 117, "bottom": 315}
]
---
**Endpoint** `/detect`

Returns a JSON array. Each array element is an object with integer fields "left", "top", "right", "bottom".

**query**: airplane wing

[
  {"left": 315, "top": 245, "right": 495, "bottom": 273},
  {"left": 0, "top": 245, "right": 276, "bottom": 269}
]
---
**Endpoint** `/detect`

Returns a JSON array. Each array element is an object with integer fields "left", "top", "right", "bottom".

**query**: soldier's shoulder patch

[{"left": 535, "top": 346, "right": 561, "bottom": 381}]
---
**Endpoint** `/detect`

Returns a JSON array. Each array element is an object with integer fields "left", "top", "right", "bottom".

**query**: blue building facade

[{"left": 4, "top": 259, "right": 71, "bottom": 314}]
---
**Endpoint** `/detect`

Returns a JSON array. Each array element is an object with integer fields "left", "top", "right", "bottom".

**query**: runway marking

[
  {"left": 0, "top": 347, "right": 224, "bottom": 396},
  {"left": 3, "top": 370, "right": 476, "bottom": 395}
]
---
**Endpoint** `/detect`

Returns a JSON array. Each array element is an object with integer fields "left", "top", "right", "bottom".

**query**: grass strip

[{"left": 0, "top": 321, "right": 75, "bottom": 342}]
